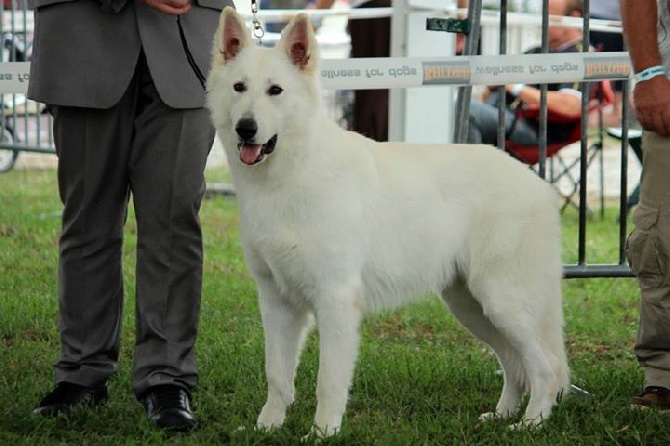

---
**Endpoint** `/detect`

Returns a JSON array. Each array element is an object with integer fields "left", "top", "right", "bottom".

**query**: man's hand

[
  {"left": 634, "top": 76, "right": 670, "bottom": 137},
  {"left": 137, "top": 0, "right": 190, "bottom": 15}
]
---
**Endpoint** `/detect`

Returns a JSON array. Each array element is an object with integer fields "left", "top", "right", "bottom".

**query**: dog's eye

[
  {"left": 268, "top": 85, "right": 283, "bottom": 96},
  {"left": 233, "top": 82, "right": 246, "bottom": 92}
]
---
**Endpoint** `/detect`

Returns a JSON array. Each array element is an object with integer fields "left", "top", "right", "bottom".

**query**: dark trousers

[
  {"left": 51, "top": 53, "right": 214, "bottom": 397},
  {"left": 468, "top": 101, "right": 539, "bottom": 145},
  {"left": 348, "top": 0, "right": 390, "bottom": 142}
]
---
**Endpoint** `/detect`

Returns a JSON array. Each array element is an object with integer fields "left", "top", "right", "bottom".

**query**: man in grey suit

[{"left": 29, "top": 0, "right": 233, "bottom": 431}]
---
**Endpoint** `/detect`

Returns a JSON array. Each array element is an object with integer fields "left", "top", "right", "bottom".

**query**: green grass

[{"left": 1, "top": 168, "right": 667, "bottom": 445}]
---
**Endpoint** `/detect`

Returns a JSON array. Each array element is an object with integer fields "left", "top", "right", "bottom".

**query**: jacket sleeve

[
  {"left": 29, "top": 0, "right": 129, "bottom": 13},
  {"left": 29, "top": 0, "right": 228, "bottom": 11},
  {"left": 193, "top": 0, "right": 229, "bottom": 10}
]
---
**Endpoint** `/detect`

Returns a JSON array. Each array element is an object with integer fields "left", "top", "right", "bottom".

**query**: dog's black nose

[{"left": 235, "top": 118, "right": 258, "bottom": 141}]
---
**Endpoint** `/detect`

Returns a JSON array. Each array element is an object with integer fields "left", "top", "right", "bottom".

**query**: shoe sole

[
  {"left": 155, "top": 418, "right": 198, "bottom": 432},
  {"left": 630, "top": 403, "right": 670, "bottom": 414},
  {"left": 33, "top": 396, "right": 108, "bottom": 417}
]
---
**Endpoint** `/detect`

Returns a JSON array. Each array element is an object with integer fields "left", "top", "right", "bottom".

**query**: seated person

[{"left": 468, "top": 0, "right": 585, "bottom": 146}]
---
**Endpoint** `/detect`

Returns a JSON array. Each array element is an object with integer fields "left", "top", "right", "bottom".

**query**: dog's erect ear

[
  {"left": 279, "top": 13, "right": 318, "bottom": 72},
  {"left": 214, "top": 7, "right": 251, "bottom": 63}
]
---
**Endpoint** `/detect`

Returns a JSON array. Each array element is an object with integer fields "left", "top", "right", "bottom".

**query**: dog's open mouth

[{"left": 238, "top": 135, "right": 278, "bottom": 165}]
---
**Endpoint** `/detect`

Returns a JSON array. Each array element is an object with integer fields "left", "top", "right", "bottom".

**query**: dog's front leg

[
  {"left": 310, "top": 286, "right": 364, "bottom": 438},
  {"left": 256, "top": 278, "right": 311, "bottom": 431}
]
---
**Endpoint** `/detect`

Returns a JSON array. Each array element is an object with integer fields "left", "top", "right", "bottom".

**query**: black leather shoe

[
  {"left": 142, "top": 385, "right": 197, "bottom": 432},
  {"left": 34, "top": 382, "right": 108, "bottom": 416}
]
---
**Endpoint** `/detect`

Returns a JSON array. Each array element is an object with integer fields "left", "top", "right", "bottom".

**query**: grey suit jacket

[{"left": 27, "top": 0, "right": 232, "bottom": 109}]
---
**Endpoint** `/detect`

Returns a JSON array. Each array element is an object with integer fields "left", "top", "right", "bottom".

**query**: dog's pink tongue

[{"left": 240, "top": 143, "right": 262, "bottom": 165}]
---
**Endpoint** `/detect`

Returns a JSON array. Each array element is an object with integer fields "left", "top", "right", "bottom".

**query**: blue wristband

[
  {"left": 510, "top": 83, "right": 524, "bottom": 95},
  {"left": 635, "top": 65, "right": 667, "bottom": 83}
]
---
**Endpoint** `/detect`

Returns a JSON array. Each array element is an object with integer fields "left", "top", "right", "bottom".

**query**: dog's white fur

[{"left": 207, "top": 8, "right": 570, "bottom": 437}]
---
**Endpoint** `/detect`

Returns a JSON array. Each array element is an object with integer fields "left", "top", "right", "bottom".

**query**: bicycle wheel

[{"left": 0, "top": 125, "right": 17, "bottom": 173}]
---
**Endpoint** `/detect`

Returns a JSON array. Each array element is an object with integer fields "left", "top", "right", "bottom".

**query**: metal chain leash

[{"left": 250, "top": 0, "right": 265, "bottom": 45}]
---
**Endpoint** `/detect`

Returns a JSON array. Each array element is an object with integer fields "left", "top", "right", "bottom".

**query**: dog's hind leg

[
  {"left": 518, "top": 303, "right": 570, "bottom": 426},
  {"left": 442, "top": 281, "right": 525, "bottom": 420},
  {"left": 468, "top": 277, "right": 567, "bottom": 428},
  {"left": 309, "top": 284, "right": 365, "bottom": 438},
  {"left": 256, "top": 277, "right": 312, "bottom": 431}
]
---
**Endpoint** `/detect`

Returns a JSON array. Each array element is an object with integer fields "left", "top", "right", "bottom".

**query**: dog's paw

[
  {"left": 479, "top": 411, "right": 499, "bottom": 421},
  {"left": 255, "top": 422, "right": 282, "bottom": 433},
  {"left": 480, "top": 408, "right": 519, "bottom": 421},
  {"left": 507, "top": 418, "right": 544, "bottom": 431},
  {"left": 301, "top": 425, "right": 340, "bottom": 443},
  {"left": 301, "top": 432, "right": 320, "bottom": 444},
  {"left": 256, "top": 404, "right": 287, "bottom": 431}
]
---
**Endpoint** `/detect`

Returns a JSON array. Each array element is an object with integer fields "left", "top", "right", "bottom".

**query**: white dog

[{"left": 207, "top": 7, "right": 570, "bottom": 438}]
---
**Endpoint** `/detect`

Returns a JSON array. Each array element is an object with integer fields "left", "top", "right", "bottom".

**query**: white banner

[
  {"left": 320, "top": 52, "right": 632, "bottom": 90},
  {"left": 0, "top": 53, "right": 632, "bottom": 94},
  {"left": 0, "top": 62, "right": 31, "bottom": 94}
]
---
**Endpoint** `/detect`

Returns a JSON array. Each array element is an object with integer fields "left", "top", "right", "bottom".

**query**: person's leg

[
  {"left": 34, "top": 56, "right": 145, "bottom": 417},
  {"left": 348, "top": 0, "right": 390, "bottom": 142},
  {"left": 352, "top": 89, "right": 388, "bottom": 142},
  {"left": 128, "top": 54, "right": 214, "bottom": 398},
  {"left": 468, "top": 102, "right": 538, "bottom": 146},
  {"left": 51, "top": 92, "right": 135, "bottom": 389},
  {"left": 626, "top": 131, "right": 670, "bottom": 407},
  {"left": 468, "top": 102, "right": 500, "bottom": 144}
]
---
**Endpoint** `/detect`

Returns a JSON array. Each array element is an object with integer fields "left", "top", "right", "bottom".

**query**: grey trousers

[
  {"left": 51, "top": 53, "right": 214, "bottom": 398},
  {"left": 468, "top": 101, "right": 539, "bottom": 146},
  {"left": 626, "top": 131, "right": 670, "bottom": 390}
]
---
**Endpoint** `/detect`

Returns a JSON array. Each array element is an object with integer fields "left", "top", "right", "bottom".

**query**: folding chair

[{"left": 505, "top": 80, "right": 615, "bottom": 214}]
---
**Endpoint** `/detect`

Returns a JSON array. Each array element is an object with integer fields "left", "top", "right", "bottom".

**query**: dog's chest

[
  {"left": 244, "top": 227, "right": 322, "bottom": 298},
  {"left": 239, "top": 194, "right": 363, "bottom": 298},
  {"left": 241, "top": 201, "right": 318, "bottom": 276}
]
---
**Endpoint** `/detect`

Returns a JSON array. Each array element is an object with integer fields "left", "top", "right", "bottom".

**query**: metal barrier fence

[
  {"left": 454, "top": 0, "right": 635, "bottom": 278},
  {"left": 0, "top": 3, "right": 54, "bottom": 171},
  {"left": 0, "top": 2, "right": 639, "bottom": 279}
]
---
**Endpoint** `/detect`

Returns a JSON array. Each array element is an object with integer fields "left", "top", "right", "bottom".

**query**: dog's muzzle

[
  {"left": 237, "top": 135, "right": 277, "bottom": 165},
  {"left": 235, "top": 118, "right": 277, "bottom": 165}
]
